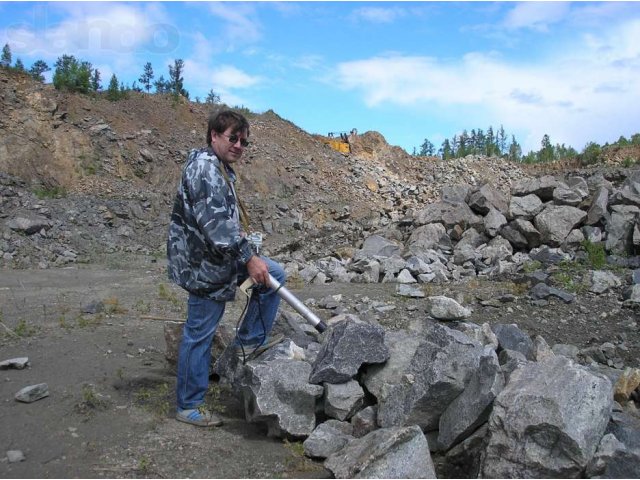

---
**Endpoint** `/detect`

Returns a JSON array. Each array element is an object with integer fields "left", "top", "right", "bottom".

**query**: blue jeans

[{"left": 176, "top": 256, "right": 285, "bottom": 410}]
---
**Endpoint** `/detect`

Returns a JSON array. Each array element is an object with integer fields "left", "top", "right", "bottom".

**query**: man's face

[{"left": 211, "top": 127, "right": 249, "bottom": 165}]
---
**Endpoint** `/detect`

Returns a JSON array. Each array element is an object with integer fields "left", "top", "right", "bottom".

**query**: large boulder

[
  {"left": 362, "top": 323, "right": 483, "bottom": 430},
  {"left": 481, "top": 356, "right": 613, "bottom": 478},
  {"left": 309, "top": 318, "right": 389, "bottom": 384},
  {"left": 324, "top": 425, "right": 437, "bottom": 479},
  {"left": 241, "top": 358, "right": 323, "bottom": 438},
  {"left": 534, "top": 204, "right": 587, "bottom": 246}
]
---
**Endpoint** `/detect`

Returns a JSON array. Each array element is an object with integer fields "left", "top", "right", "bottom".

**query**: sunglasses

[{"left": 222, "top": 133, "right": 250, "bottom": 148}]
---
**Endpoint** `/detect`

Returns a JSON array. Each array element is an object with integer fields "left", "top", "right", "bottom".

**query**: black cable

[{"left": 234, "top": 282, "right": 269, "bottom": 365}]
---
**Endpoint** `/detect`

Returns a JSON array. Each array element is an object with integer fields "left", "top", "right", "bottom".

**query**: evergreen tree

[
  {"left": 205, "top": 89, "right": 221, "bottom": 104},
  {"left": 168, "top": 59, "right": 188, "bottom": 98},
  {"left": 485, "top": 126, "right": 496, "bottom": 156},
  {"left": 419, "top": 138, "right": 435, "bottom": 156},
  {"left": 497, "top": 125, "right": 507, "bottom": 156},
  {"left": 507, "top": 135, "right": 522, "bottom": 162},
  {"left": 29, "top": 60, "right": 50, "bottom": 82},
  {"left": 138, "top": 62, "right": 154, "bottom": 93},
  {"left": 14, "top": 58, "right": 25, "bottom": 72},
  {"left": 539, "top": 134, "right": 554, "bottom": 163},
  {"left": 106, "top": 74, "right": 120, "bottom": 101},
  {"left": 53, "top": 55, "right": 92, "bottom": 93},
  {"left": 154, "top": 74, "right": 169, "bottom": 94},
  {"left": 91, "top": 69, "right": 101, "bottom": 91},
  {"left": 440, "top": 138, "right": 453, "bottom": 160},
  {"left": 1, "top": 43, "right": 11, "bottom": 68}
]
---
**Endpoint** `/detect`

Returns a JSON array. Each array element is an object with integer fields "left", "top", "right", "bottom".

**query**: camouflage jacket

[{"left": 166, "top": 147, "right": 255, "bottom": 301}]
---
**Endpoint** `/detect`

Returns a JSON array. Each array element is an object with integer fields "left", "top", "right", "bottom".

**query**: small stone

[
  {"left": 6, "top": 450, "right": 25, "bottom": 463},
  {"left": 15, "top": 383, "right": 49, "bottom": 403},
  {"left": 0, "top": 357, "right": 30, "bottom": 370}
]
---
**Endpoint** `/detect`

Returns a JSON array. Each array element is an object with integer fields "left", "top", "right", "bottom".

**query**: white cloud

[
  {"left": 5, "top": 3, "right": 178, "bottom": 60},
  {"left": 333, "top": 19, "right": 640, "bottom": 152},
  {"left": 183, "top": 59, "right": 261, "bottom": 106},
  {"left": 503, "top": 2, "right": 571, "bottom": 32},
  {"left": 206, "top": 3, "right": 262, "bottom": 50},
  {"left": 352, "top": 6, "right": 407, "bottom": 24}
]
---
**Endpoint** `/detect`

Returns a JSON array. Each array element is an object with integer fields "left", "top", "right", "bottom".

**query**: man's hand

[{"left": 246, "top": 255, "right": 269, "bottom": 285}]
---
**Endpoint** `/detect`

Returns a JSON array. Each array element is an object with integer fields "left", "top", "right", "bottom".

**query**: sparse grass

[
  {"left": 137, "top": 457, "right": 151, "bottom": 474},
  {"left": 76, "top": 313, "right": 103, "bottom": 328},
  {"left": 204, "top": 383, "right": 229, "bottom": 414},
  {"left": 522, "top": 260, "right": 543, "bottom": 273},
  {"left": 14, "top": 319, "right": 38, "bottom": 337},
  {"left": 103, "top": 296, "right": 128, "bottom": 314},
  {"left": 282, "top": 439, "right": 320, "bottom": 474},
  {"left": 582, "top": 240, "right": 606, "bottom": 270},
  {"left": 75, "top": 383, "right": 109, "bottom": 415},
  {"left": 134, "top": 299, "right": 151, "bottom": 314},
  {"left": 33, "top": 185, "right": 67, "bottom": 199},
  {"left": 158, "top": 283, "right": 180, "bottom": 306},
  {"left": 134, "top": 382, "right": 171, "bottom": 418}
]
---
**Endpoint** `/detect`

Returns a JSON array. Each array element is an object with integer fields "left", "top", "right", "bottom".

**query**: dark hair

[{"left": 206, "top": 110, "right": 250, "bottom": 146}]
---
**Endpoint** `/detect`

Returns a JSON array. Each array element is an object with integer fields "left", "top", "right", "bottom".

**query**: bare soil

[{"left": 1, "top": 254, "right": 638, "bottom": 478}]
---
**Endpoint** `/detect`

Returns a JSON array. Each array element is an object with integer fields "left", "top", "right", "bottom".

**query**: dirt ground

[{"left": 1, "top": 254, "right": 638, "bottom": 479}]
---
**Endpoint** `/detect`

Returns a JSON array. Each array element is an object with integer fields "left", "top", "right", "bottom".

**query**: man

[{"left": 167, "top": 110, "right": 285, "bottom": 427}]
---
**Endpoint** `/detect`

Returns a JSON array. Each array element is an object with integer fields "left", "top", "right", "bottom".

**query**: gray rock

[
  {"left": 532, "top": 335, "right": 555, "bottom": 362},
  {"left": 552, "top": 343, "right": 580, "bottom": 361},
  {"left": 242, "top": 359, "right": 323, "bottom": 438},
  {"left": 0, "top": 357, "right": 30, "bottom": 369},
  {"left": 508, "top": 194, "right": 544, "bottom": 220},
  {"left": 582, "top": 225, "right": 603, "bottom": 243},
  {"left": 498, "top": 349, "right": 529, "bottom": 382},
  {"left": 414, "top": 201, "right": 483, "bottom": 230},
  {"left": 440, "top": 424, "right": 489, "bottom": 479},
  {"left": 529, "top": 282, "right": 575, "bottom": 303},
  {"left": 357, "top": 234, "right": 402, "bottom": 259},
  {"left": 6, "top": 215, "right": 52, "bottom": 235},
  {"left": 553, "top": 184, "right": 582, "bottom": 206},
  {"left": 587, "top": 186, "right": 610, "bottom": 225},
  {"left": 589, "top": 270, "right": 622, "bottom": 294},
  {"left": 324, "top": 425, "right": 436, "bottom": 479},
  {"left": 585, "top": 433, "right": 640, "bottom": 478},
  {"left": 438, "top": 349, "right": 505, "bottom": 450},
  {"left": 351, "top": 405, "right": 378, "bottom": 438},
  {"left": 303, "top": 420, "right": 354, "bottom": 459},
  {"left": 481, "top": 356, "right": 613, "bottom": 478},
  {"left": 362, "top": 324, "right": 483, "bottom": 430},
  {"left": 324, "top": 380, "right": 365, "bottom": 421},
  {"left": 407, "top": 223, "right": 447, "bottom": 253},
  {"left": 428, "top": 295, "right": 472, "bottom": 320},
  {"left": 493, "top": 323, "right": 534, "bottom": 360},
  {"left": 310, "top": 318, "right": 389, "bottom": 384},
  {"left": 606, "top": 205, "right": 639, "bottom": 254},
  {"left": 395, "top": 269, "right": 416, "bottom": 284},
  {"left": 512, "top": 175, "right": 561, "bottom": 201},
  {"left": 6, "top": 450, "right": 25, "bottom": 463},
  {"left": 468, "top": 184, "right": 509, "bottom": 215},
  {"left": 395, "top": 284, "right": 425, "bottom": 298},
  {"left": 484, "top": 208, "right": 508, "bottom": 237},
  {"left": 534, "top": 204, "right": 587, "bottom": 246},
  {"left": 15, "top": 383, "right": 49, "bottom": 403}
]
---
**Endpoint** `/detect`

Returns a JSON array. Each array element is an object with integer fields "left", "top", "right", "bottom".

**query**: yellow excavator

[{"left": 316, "top": 129, "right": 357, "bottom": 155}]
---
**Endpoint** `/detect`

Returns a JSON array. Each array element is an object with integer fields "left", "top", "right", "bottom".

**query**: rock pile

[{"left": 212, "top": 308, "right": 640, "bottom": 479}]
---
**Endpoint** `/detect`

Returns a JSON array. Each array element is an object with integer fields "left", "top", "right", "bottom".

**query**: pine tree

[
  {"left": 539, "top": 134, "right": 554, "bottom": 163},
  {"left": 419, "top": 138, "right": 435, "bottom": 156},
  {"left": 497, "top": 125, "right": 507, "bottom": 156},
  {"left": 1, "top": 43, "right": 11, "bottom": 68},
  {"left": 53, "top": 55, "right": 92, "bottom": 93},
  {"left": 440, "top": 138, "right": 453, "bottom": 160},
  {"left": 14, "top": 58, "right": 25, "bottom": 72},
  {"left": 508, "top": 135, "right": 522, "bottom": 162},
  {"left": 138, "top": 62, "right": 154, "bottom": 93},
  {"left": 107, "top": 74, "right": 120, "bottom": 101},
  {"left": 154, "top": 74, "right": 168, "bottom": 94},
  {"left": 205, "top": 89, "right": 221, "bottom": 104},
  {"left": 168, "top": 59, "right": 188, "bottom": 98},
  {"left": 91, "top": 69, "right": 101, "bottom": 91},
  {"left": 29, "top": 60, "right": 50, "bottom": 82}
]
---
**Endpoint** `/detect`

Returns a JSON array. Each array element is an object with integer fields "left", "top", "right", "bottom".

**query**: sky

[{"left": 1, "top": 1, "right": 640, "bottom": 155}]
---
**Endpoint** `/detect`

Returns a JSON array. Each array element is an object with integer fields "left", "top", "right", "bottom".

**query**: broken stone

[
  {"left": 15, "top": 383, "right": 49, "bottom": 403},
  {"left": 0, "top": 357, "right": 30, "bottom": 370}
]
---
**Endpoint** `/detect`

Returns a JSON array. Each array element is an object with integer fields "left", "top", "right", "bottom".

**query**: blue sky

[{"left": 1, "top": 2, "right": 639, "bottom": 155}]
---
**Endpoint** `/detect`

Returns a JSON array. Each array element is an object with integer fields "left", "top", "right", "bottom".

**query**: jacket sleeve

[{"left": 185, "top": 157, "right": 255, "bottom": 264}]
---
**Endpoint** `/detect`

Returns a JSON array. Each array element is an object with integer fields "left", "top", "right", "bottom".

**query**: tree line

[
  {"left": 3, "top": 43, "right": 638, "bottom": 167},
  {"left": 1, "top": 43, "right": 221, "bottom": 104},
  {"left": 414, "top": 125, "right": 640, "bottom": 166}
]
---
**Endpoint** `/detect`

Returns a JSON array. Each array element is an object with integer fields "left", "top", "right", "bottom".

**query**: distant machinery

[{"left": 322, "top": 129, "right": 357, "bottom": 155}]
